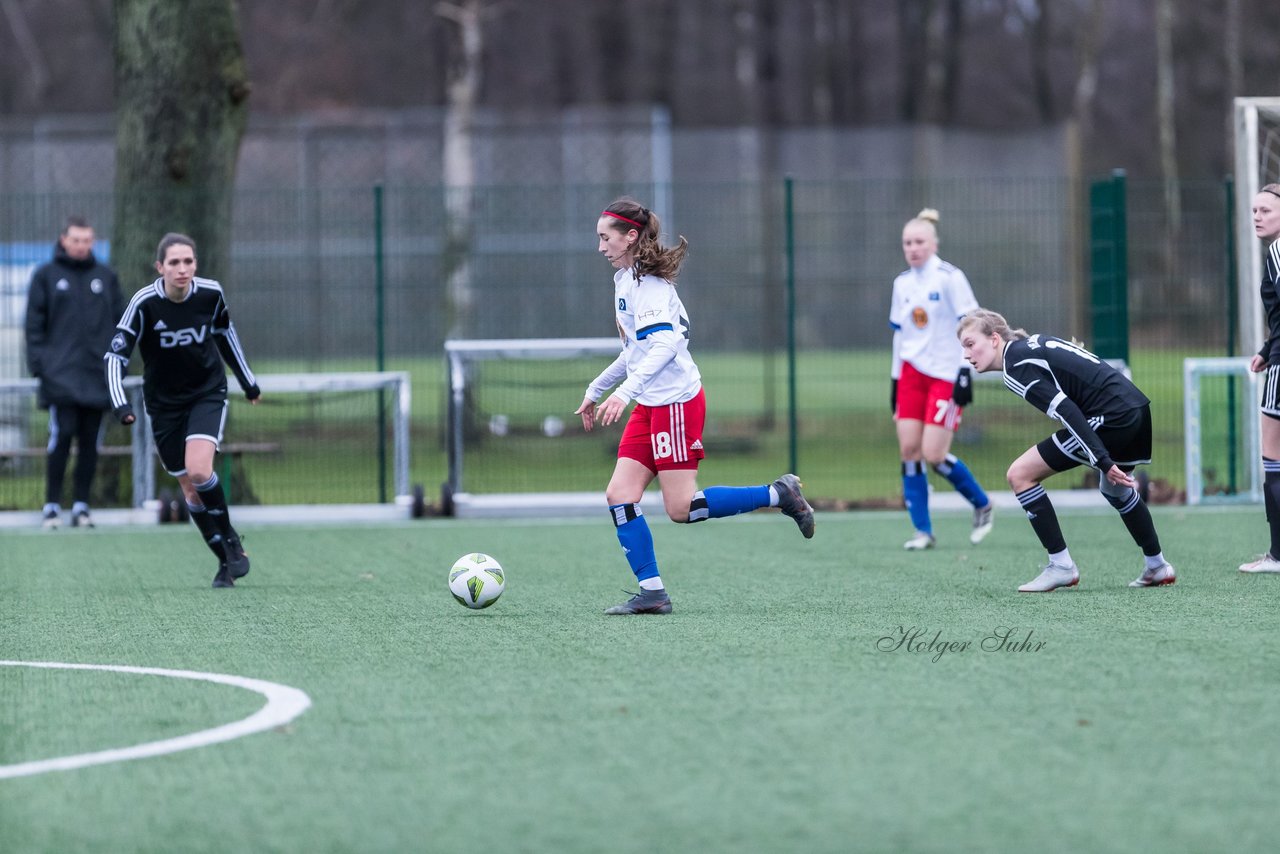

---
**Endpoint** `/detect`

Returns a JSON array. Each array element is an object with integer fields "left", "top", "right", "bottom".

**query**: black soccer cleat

[
  {"left": 604, "top": 588, "right": 673, "bottom": 615},
  {"left": 773, "top": 473, "right": 815, "bottom": 539},
  {"left": 224, "top": 531, "right": 250, "bottom": 579},
  {"left": 212, "top": 562, "right": 235, "bottom": 588}
]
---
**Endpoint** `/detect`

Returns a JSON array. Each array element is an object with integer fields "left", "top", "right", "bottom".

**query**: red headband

[{"left": 602, "top": 210, "right": 644, "bottom": 229}]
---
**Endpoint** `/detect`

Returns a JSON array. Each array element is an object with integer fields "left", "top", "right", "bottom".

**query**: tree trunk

[
  {"left": 1155, "top": 0, "right": 1180, "bottom": 231},
  {"left": 113, "top": 0, "right": 250, "bottom": 288},
  {"left": 437, "top": 0, "right": 488, "bottom": 340},
  {"left": 1028, "top": 0, "right": 1055, "bottom": 124}
]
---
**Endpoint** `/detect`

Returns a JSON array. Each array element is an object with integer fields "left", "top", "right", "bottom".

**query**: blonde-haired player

[{"left": 890, "top": 208, "right": 994, "bottom": 550}]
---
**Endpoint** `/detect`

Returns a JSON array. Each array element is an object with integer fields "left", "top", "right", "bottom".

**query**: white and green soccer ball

[{"left": 448, "top": 553, "right": 505, "bottom": 609}]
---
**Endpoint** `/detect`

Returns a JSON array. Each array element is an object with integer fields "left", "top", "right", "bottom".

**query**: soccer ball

[{"left": 448, "top": 553, "right": 505, "bottom": 609}]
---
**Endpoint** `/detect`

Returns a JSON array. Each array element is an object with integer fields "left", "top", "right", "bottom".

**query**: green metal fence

[{"left": 0, "top": 177, "right": 1243, "bottom": 511}]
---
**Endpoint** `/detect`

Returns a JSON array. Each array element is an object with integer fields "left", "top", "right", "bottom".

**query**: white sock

[
  {"left": 639, "top": 576, "right": 664, "bottom": 591},
  {"left": 1144, "top": 552, "right": 1166, "bottom": 570},
  {"left": 768, "top": 485, "right": 779, "bottom": 507},
  {"left": 1048, "top": 548, "right": 1074, "bottom": 568}
]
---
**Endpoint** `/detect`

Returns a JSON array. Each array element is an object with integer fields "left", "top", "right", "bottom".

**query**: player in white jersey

[
  {"left": 889, "top": 208, "right": 993, "bottom": 551},
  {"left": 576, "top": 198, "right": 814, "bottom": 615},
  {"left": 1239, "top": 183, "right": 1280, "bottom": 574}
]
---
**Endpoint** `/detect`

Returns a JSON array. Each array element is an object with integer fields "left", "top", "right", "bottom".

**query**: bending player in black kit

[
  {"left": 958, "top": 308, "right": 1175, "bottom": 593},
  {"left": 104, "top": 233, "right": 260, "bottom": 588}
]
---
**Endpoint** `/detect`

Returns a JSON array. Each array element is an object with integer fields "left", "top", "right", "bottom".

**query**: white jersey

[
  {"left": 889, "top": 254, "right": 979, "bottom": 382},
  {"left": 585, "top": 267, "right": 701, "bottom": 407}
]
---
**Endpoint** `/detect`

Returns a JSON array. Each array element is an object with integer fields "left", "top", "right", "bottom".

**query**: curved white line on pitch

[{"left": 0, "top": 661, "right": 312, "bottom": 780}]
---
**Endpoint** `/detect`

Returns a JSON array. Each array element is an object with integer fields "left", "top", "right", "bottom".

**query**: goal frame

[
  {"left": 443, "top": 337, "right": 626, "bottom": 517},
  {"left": 1234, "top": 97, "right": 1280, "bottom": 357},
  {"left": 0, "top": 371, "right": 412, "bottom": 524},
  {"left": 1183, "top": 357, "right": 1260, "bottom": 506}
]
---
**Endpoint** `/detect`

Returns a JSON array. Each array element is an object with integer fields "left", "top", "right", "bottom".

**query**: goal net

[
  {"left": 444, "top": 338, "right": 635, "bottom": 517},
  {"left": 1183, "top": 357, "right": 1260, "bottom": 505},
  {"left": 0, "top": 371, "right": 411, "bottom": 523},
  {"left": 1234, "top": 97, "right": 1280, "bottom": 356}
]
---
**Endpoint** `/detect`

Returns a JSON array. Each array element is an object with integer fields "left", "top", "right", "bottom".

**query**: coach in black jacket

[{"left": 24, "top": 216, "right": 125, "bottom": 528}]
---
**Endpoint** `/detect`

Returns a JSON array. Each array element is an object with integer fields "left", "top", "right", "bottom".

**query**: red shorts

[
  {"left": 895, "top": 361, "right": 962, "bottom": 431},
  {"left": 618, "top": 388, "right": 707, "bottom": 472}
]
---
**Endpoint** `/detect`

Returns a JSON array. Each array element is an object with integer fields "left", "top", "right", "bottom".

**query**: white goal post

[
  {"left": 444, "top": 337, "right": 644, "bottom": 518},
  {"left": 1234, "top": 97, "right": 1280, "bottom": 357},
  {"left": 0, "top": 371, "right": 412, "bottom": 524},
  {"left": 1183, "top": 357, "right": 1260, "bottom": 505}
]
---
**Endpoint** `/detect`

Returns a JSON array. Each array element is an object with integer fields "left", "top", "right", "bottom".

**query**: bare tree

[
  {"left": 1154, "top": 0, "right": 1180, "bottom": 234},
  {"left": 1070, "top": 0, "right": 1105, "bottom": 141},
  {"left": 0, "top": 0, "right": 49, "bottom": 105},
  {"left": 113, "top": 0, "right": 250, "bottom": 287},
  {"left": 437, "top": 0, "right": 503, "bottom": 339},
  {"left": 897, "top": 0, "right": 929, "bottom": 121},
  {"left": 1025, "top": 0, "right": 1055, "bottom": 124}
]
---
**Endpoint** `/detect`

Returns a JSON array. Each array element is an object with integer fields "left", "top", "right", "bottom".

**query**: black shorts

[
  {"left": 1261, "top": 364, "right": 1280, "bottom": 420},
  {"left": 147, "top": 391, "right": 228, "bottom": 476},
  {"left": 1038, "top": 405, "right": 1152, "bottom": 473}
]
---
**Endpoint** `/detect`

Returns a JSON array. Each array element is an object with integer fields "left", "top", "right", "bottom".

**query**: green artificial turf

[{"left": 2, "top": 506, "right": 1278, "bottom": 852}]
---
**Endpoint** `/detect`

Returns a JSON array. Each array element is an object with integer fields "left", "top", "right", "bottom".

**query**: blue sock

[
  {"left": 610, "top": 503, "right": 659, "bottom": 583},
  {"left": 902, "top": 461, "right": 931, "bottom": 534},
  {"left": 689, "top": 485, "right": 770, "bottom": 522},
  {"left": 932, "top": 454, "right": 989, "bottom": 509}
]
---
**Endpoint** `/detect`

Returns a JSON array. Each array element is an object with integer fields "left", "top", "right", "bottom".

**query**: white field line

[{"left": 0, "top": 661, "right": 312, "bottom": 780}]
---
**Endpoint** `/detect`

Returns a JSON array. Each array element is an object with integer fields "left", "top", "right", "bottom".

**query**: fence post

[
  {"left": 1088, "top": 168, "right": 1129, "bottom": 362},
  {"left": 1225, "top": 175, "right": 1239, "bottom": 494},
  {"left": 374, "top": 184, "right": 387, "bottom": 503},
  {"left": 784, "top": 176, "right": 798, "bottom": 476}
]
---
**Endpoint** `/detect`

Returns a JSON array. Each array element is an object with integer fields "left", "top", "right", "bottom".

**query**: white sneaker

[
  {"left": 970, "top": 504, "right": 995, "bottom": 544},
  {"left": 1018, "top": 562, "right": 1079, "bottom": 592},
  {"left": 903, "top": 531, "right": 936, "bottom": 550},
  {"left": 1239, "top": 554, "right": 1280, "bottom": 573},
  {"left": 1129, "top": 561, "right": 1176, "bottom": 587},
  {"left": 41, "top": 509, "right": 60, "bottom": 530}
]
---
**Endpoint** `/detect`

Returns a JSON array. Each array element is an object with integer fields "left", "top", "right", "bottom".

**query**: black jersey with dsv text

[
  {"left": 1001, "top": 334, "right": 1149, "bottom": 469},
  {"left": 104, "top": 277, "right": 257, "bottom": 411}
]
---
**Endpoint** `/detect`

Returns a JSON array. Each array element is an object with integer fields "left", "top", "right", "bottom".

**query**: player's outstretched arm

[{"left": 575, "top": 398, "right": 597, "bottom": 432}]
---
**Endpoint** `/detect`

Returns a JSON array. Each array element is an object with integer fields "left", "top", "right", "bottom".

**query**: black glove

[
  {"left": 244, "top": 384, "right": 261, "bottom": 402},
  {"left": 114, "top": 403, "right": 136, "bottom": 425},
  {"left": 952, "top": 367, "right": 973, "bottom": 407},
  {"left": 890, "top": 378, "right": 898, "bottom": 415}
]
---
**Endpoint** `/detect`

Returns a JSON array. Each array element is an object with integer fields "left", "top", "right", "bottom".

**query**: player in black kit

[
  {"left": 1240, "top": 183, "right": 1280, "bottom": 574},
  {"left": 958, "top": 308, "right": 1175, "bottom": 593},
  {"left": 104, "top": 233, "right": 260, "bottom": 588}
]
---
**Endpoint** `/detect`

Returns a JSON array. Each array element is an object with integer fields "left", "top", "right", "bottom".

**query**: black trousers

[{"left": 46, "top": 404, "right": 106, "bottom": 506}]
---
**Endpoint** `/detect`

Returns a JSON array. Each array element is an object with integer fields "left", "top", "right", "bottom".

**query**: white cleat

[
  {"left": 1017, "top": 562, "right": 1079, "bottom": 592},
  {"left": 903, "top": 531, "right": 936, "bottom": 551},
  {"left": 1130, "top": 561, "right": 1176, "bottom": 588},
  {"left": 1239, "top": 554, "right": 1280, "bottom": 574},
  {"left": 970, "top": 503, "right": 995, "bottom": 545}
]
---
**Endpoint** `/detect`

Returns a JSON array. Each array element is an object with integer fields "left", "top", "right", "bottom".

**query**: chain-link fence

[{"left": 0, "top": 115, "right": 1241, "bottom": 510}]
